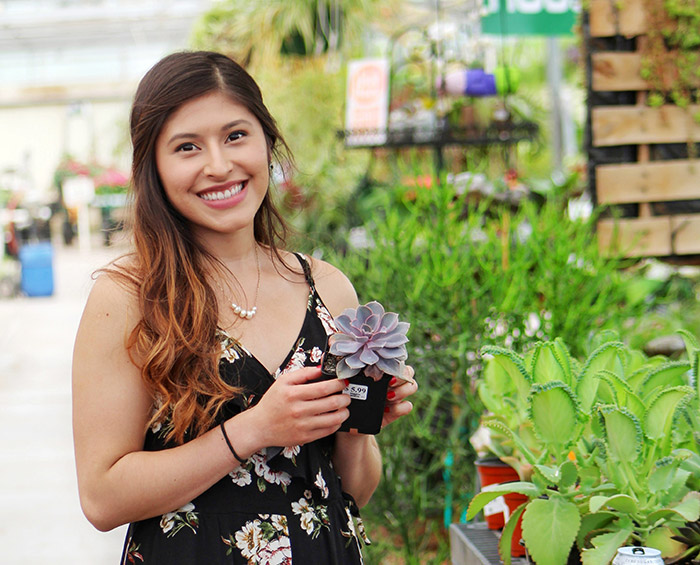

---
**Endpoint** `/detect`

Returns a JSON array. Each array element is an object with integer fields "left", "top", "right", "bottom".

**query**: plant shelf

[{"left": 450, "top": 523, "right": 530, "bottom": 565}]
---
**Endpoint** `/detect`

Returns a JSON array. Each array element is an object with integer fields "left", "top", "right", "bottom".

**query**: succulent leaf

[
  {"left": 529, "top": 381, "right": 580, "bottom": 454},
  {"left": 577, "top": 512, "right": 616, "bottom": 548},
  {"left": 645, "top": 386, "right": 695, "bottom": 441},
  {"left": 672, "top": 491, "right": 700, "bottom": 522},
  {"left": 480, "top": 345, "right": 531, "bottom": 401},
  {"left": 530, "top": 342, "right": 570, "bottom": 385},
  {"left": 521, "top": 496, "right": 580, "bottom": 565},
  {"left": 533, "top": 464, "right": 560, "bottom": 486},
  {"left": 677, "top": 329, "right": 700, "bottom": 352},
  {"left": 559, "top": 460, "right": 578, "bottom": 490},
  {"left": 498, "top": 502, "right": 527, "bottom": 565},
  {"left": 640, "top": 362, "right": 692, "bottom": 400},
  {"left": 598, "top": 405, "right": 642, "bottom": 463},
  {"left": 589, "top": 494, "right": 638, "bottom": 514},
  {"left": 466, "top": 481, "right": 540, "bottom": 521},
  {"left": 481, "top": 416, "right": 539, "bottom": 465},
  {"left": 596, "top": 369, "right": 634, "bottom": 404},
  {"left": 649, "top": 456, "right": 685, "bottom": 494},
  {"left": 581, "top": 522, "right": 634, "bottom": 565},
  {"left": 577, "top": 342, "right": 625, "bottom": 414},
  {"left": 645, "top": 526, "right": 688, "bottom": 561},
  {"left": 553, "top": 338, "right": 574, "bottom": 382}
]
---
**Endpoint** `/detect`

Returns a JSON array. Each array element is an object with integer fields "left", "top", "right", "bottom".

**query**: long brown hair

[{"left": 115, "top": 51, "right": 293, "bottom": 444}]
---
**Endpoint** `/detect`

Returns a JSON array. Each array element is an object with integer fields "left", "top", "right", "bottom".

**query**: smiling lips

[{"left": 198, "top": 181, "right": 245, "bottom": 202}]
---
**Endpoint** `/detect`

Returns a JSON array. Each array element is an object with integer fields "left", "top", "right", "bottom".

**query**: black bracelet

[{"left": 220, "top": 422, "right": 247, "bottom": 464}]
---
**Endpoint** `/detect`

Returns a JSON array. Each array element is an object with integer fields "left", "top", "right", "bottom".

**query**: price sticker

[{"left": 343, "top": 383, "right": 369, "bottom": 401}]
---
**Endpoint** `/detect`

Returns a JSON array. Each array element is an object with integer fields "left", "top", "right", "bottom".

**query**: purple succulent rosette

[{"left": 328, "top": 301, "right": 410, "bottom": 381}]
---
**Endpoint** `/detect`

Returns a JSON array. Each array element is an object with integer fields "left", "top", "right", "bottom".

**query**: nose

[{"left": 204, "top": 147, "right": 233, "bottom": 178}]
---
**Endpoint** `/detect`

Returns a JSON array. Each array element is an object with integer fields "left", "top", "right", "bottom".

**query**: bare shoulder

[
  {"left": 78, "top": 269, "right": 141, "bottom": 348},
  {"left": 307, "top": 256, "right": 359, "bottom": 317}
]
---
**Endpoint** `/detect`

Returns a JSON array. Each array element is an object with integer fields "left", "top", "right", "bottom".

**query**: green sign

[{"left": 481, "top": 0, "right": 578, "bottom": 36}]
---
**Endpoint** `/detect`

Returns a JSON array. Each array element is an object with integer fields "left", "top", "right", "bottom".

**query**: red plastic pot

[
  {"left": 474, "top": 458, "right": 527, "bottom": 557},
  {"left": 506, "top": 493, "right": 528, "bottom": 557},
  {"left": 475, "top": 458, "right": 519, "bottom": 529}
]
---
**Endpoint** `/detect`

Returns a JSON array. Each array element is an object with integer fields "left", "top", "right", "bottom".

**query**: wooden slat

[
  {"left": 592, "top": 52, "right": 647, "bottom": 91},
  {"left": 672, "top": 215, "right": 700, "bottom": 255},
  {"left": 598, "top": 217, "right": 672, "bottom": 256},
  {"left": 589, "top": 0, "right": 648, "bottom": 37},
  {"left": 596, "top": 160, "right": 700, "bottom": 204},
  {"left": 598, "top": 215, "right": 700, "bottom": 256},
  {"left": 592, "top": 52, "right": 700, "bottom": 93},
  {"left": 592, "top": 105, "right": 700, "bottom": 146}
]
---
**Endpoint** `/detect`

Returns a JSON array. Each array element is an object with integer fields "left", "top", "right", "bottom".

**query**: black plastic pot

[{"left": 322, "top": 353, "right": 390, "bottom": 435}]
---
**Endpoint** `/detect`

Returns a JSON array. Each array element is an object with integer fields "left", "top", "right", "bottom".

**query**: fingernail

[
  {"left": 384, "top": 406, "right": 390, "bottom": 413},
  {"left": 387, "top": 390, "right": 396, "bottom": 400},
  {"left": 344, "top": 379, "right": 350, "bottom": 386},
  {"left": 389, "top": 377, "right": 397, "bottom": 386}
]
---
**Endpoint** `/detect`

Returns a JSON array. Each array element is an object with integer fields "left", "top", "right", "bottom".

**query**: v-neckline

[{"left": 218, "top": 290, "right": 314, "bottom": 377}]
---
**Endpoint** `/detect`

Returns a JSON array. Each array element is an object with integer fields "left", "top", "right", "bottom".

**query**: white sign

[{"left": 344, "top": 58, "right": 390, "bottom": 146}]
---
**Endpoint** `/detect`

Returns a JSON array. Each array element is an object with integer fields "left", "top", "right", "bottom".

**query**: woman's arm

[
  {"left": 73, "top": 274, "right": 350, "bottom": 531},
  {"left": 72, "top": 274, "right": 247, "bottom": 531}
]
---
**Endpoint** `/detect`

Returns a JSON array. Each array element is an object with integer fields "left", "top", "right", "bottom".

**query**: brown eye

[
  {"left": 227, "top": 131, "right": 246, "bottom": 142},
  {"left": 176, "top": 142, "right": 197, "bottom": 152}
]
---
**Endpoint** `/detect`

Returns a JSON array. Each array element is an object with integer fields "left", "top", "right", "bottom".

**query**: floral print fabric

[{"left": 119, "top": 254, "right": 367, "bottom": 564}]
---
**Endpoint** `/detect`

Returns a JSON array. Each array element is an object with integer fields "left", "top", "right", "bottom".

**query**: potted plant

[
  {"left": 322, "top": 300, "right": 411, "bottom": 435},
  {"left": 466, "top": 332, "right": 700, "bottom": 565}
]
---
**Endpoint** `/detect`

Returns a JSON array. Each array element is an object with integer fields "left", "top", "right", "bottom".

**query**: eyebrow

[{"left": 165, "top": 119, "right": 254, "bottom": 145}]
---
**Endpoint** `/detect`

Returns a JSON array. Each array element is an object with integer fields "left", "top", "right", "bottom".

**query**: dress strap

[{"left": 293, "top": 252, "right": 315, "bottom": 290}]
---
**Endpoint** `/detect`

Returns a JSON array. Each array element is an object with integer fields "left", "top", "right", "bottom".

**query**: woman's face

[{"left": 155, "top": 90, "right": 270, "bottom": 240}]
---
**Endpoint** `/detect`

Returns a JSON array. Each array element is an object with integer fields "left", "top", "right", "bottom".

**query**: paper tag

[
  {"left": 483, "top": 496, "right": 508, "bottom": 518},
  {"left": 343, "top": 383, "right": 369, "bottom": 401}
]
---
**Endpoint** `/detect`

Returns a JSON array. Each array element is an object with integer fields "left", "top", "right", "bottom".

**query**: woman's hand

[
  {"left": 382, "top": 364, "right": 417, "bottom": 428},
  {"left": 244, "top": 366, "right": 351, "bottom": 452}
]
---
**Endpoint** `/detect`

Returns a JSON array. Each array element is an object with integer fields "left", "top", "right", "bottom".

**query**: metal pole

[{"left": 546, "top": 36, "right": 563, "bottom": 174}]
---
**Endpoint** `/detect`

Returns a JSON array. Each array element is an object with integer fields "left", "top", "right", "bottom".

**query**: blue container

[{"left": 19, "top": 242, "right": 54, "bottom": 297}]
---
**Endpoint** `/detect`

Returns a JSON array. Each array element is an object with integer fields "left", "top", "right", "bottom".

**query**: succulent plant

[{"left": 328, "top": 301, "right": 410, "bottom": 381}]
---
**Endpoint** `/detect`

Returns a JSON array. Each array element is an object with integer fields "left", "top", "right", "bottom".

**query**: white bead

[
  {"left": 245, "top": 311, "right": 254, "bottom": 319},
  {"left": 233, "top": 305, "right": 242, "bottom": 315}
]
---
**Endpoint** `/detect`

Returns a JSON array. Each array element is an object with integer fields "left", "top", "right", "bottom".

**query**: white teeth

[{"left": 200, "top": 183, "right": 243, "bottom": 201}]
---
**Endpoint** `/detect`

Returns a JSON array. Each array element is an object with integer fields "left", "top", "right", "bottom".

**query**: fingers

[
  {"left": 281, "top": 365, "right": 324, "bottom": 385},
  {"left": 279, "top": 367, "right": 347, "bottom": 397},
  {"left": 291, "top": 388, "right": 351, "bottom": 420},
  {"left": 381, "top": 400, "right": 413, "bottom": 428},
  {"left": 382, "top": 365, "right": 418, "bottom": 428},
  {"left": 387, "top": 368, "right": 418, "bottom": 403}
]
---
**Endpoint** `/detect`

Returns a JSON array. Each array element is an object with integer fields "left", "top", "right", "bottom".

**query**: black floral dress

[{"left": 121, "top": 254, "right": 369, "bottom": 565}]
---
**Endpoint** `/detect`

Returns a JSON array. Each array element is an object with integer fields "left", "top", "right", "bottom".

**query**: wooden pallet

[{"left": 587, "top": 0, "right": 700, "bottom": 258}]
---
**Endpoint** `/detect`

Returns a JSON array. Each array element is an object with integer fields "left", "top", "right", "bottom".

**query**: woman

[{"left": 72, "top": 51, "right": 417, "bottom": 564}]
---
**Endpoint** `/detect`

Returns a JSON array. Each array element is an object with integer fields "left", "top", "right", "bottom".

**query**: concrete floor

[{"left": 1, "top": 241, "right": 127, "bottom": 564}]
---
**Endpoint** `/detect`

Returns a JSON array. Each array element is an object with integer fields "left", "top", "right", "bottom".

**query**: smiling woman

[{"left": 71, "top": 51, "right": 417, "bottom": 565}]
